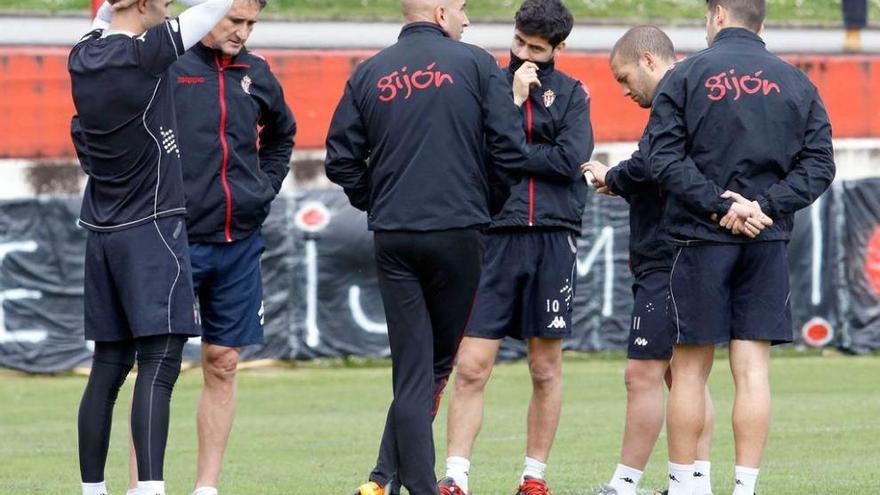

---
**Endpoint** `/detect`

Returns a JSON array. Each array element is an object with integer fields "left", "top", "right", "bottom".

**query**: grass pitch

[{"left": 1, "top": 354, "right": 879, "bottom": 494}]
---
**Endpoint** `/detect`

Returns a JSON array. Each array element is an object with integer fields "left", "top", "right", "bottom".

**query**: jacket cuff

[
  {"left": 756, "top": 195, "right": 774, "bottom": 218},
  {"left": 717, "top": 198, "right": 734, "bottom": 216}
]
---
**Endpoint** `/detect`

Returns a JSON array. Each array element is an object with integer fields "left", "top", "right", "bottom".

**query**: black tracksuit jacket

[
  {"left": 646, "top": 28, "right": 835, "bottom": 244},
  {"left": 324, "top": 22, "right": 529, "bottom": 231},
  {"left": 489, "top": 55, "right": 594, "bottom": 234},
  {"left": 170, "top": 43, "right": 296, "bottom": 243},
  {"left": 605, "top": 130, "right": 673, "bottom": 276}
]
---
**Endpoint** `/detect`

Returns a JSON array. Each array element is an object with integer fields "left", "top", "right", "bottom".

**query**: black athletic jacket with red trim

[
  {"left": 170, "top": 42, "right": 296, "bottom": 243},
  {"left": 489, "top": 54, "right": 594, "bottom": 234},
  {"left": 324, "top": 22, "right": 529, "bottom": 232},
  {"left": 647, "top": 27, "right": 835, "bottom": 244}
]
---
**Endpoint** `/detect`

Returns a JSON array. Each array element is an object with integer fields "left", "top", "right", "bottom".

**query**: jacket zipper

[
  {"left": 525, "top": 97, "right": 535, "bottom": 226},
  {"left": 216, "top": 54, "right": 234, "bottom": 242}
]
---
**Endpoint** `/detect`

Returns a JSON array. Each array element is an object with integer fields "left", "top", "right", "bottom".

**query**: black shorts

[
  {"left": 627, "top": 270, "right": 674, "bottom": 360},
  {"left": 83, "top": 217, "right": 199, "bottom": 342},
  {"left": 190, "top": 230, "right": 265, "bottom": 348},
  {"left": 467, "top": 230, "right": 578, "bottom": 341},
  {"left": 668, "top": 241, "right": 793, "bottom": 346}
]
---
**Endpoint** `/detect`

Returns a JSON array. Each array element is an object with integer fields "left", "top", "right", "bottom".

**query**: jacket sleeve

[
  {"left": 522, "top": 82, "right": 594, "bottom": 182},
  {"left": 481, "top": 53, "right": 528, "bottom": 175},
  {"left": 756, "top": 88, "right": 836, "bottom": 218},
  {"left": 647, "top": 74, "right": 732, "bottom": 216},
  {"left": 605, "top": 132, "right": 651, "bottom": 200},
  {"left": 325, "top": 79, "right": 371, "bottom": 211},
  {"left": 258, "top": 68, "right": 296, "bottom": 194}
]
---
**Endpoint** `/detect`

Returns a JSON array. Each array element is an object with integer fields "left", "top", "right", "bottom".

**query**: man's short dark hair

[
  {"left": 706, "top": 0, "right": 766, "bottom": 32},
  {"left": 514, "top": 0, "right": 574, "bottom": 47},
  {"left": 610, "top": 25, "right": 676, "bottom": 65}
]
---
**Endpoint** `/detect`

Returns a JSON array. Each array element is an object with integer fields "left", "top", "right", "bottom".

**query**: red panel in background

[{"left": 0, "top": 47, "right": 878, "bottom": 159}]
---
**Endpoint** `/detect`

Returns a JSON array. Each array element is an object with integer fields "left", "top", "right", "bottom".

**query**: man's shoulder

[
  {"left": 551, "top": 69, "right": 588, "bottom": 95},
  {"left": 241, "top": 49, "right": 272, "bottom": 70}
]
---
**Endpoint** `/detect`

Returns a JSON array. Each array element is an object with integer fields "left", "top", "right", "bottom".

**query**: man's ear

[
  {"left": 642, "top": 51, "right": 657, "bottom": 71},
  {"left": 434, "top": 5, "right": 446, "bottom": 24},
  {"left": 552, "top": 40, "right": 566, "bottom": 58},
  {"left": 137, "top": 0, "right": 149, "bottom": 14},
  {"left": 714, "top": 4, "right": 727, "bottom": 27}
]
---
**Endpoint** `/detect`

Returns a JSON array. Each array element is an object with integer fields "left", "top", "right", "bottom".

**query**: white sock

[
  {"left": 445, "top": 456, "right": 470, "bottom": 493},
  {"left": 192, "top": 487, "right": 218, "bottom": 495},
  {"left": 522, "top": 456, "right": 547, "bottom": 482},
  {"left": 667, "top": 462, "right": 695, "bottom": 495},
  {"left": 137, "top": 481, "right": 165, "bottom": 495},
  {"left": 607, "top": 464, "right": 642, "bottom": 494},
  {"left": 82, "top": 481, "right": 108, "bottom": 495},
  {"left": 733, "top": 466, "right": 759, "bottom": 495},
  {"left": 693, "top": 460, "right": 712, "bottom": 494}
]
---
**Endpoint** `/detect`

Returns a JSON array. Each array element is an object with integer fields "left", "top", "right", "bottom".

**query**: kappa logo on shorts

[
  {"left": 547, "top": 316, "right": 566, "bottom": 329},
  {"left": 634, "top": 337, "right": 648, "bottom": 347}
]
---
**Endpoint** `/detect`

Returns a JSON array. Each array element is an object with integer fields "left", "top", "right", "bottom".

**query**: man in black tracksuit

[
  {"left": 141, "top": 1, "right": 295, "bottom": 493},
  {"left": 585, "top": 26, "right": 716, "bottom": 495},
  {"left": 324, "top": 0, "right": 529, "bottom": 493},
  {"left": 592, "top": 2, "right": 835, "bottom": 493},
  {"left": 442, "top": 2, "right": 592, "bottom": 494}
]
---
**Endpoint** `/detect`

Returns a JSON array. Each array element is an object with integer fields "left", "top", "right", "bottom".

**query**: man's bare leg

[
  {"left": 618, "top": 359, "right": 669, "bottom": 471},
  {"left": 521, "top": 337, "right": 563, "bottom": 482},
  {"left": 666, "top": 344, "right": 715, "bottom": 495},
  {"left": 194, "top": 343, "right": 241, "bottom": 491},
  {"left": 444, "top": 337, "right": 502, "bottom": 492},
  {"left": 729, "top": 339, "right": 771, "bottom": 495}
]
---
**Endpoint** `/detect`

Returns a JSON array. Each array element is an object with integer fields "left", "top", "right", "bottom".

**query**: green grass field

[
  {"left": 1, "top": 0, "right": 879, "bottom": 25},
  {"left": 2, "top": 355, "right": 879, "bottom": 494}
]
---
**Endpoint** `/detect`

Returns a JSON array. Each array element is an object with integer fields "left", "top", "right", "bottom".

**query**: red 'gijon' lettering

[
  {"left": 704, "top": 68, "right": 781, "bottom": 102},
  {"left": 377, "top": 62, "right": 455, "bottom": 102}
]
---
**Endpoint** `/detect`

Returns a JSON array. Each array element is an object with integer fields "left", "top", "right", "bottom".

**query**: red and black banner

[{"left": 0, "top": 183, "right": 878, "bottom": 373}]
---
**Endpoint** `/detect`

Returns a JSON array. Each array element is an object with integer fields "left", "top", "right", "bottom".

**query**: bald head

[
  {"left": 401, "top": 0, "right": 469, "bottom": 40},
  {"left": 611, "top": 25, "right": 676, "bottom": 66},
  {"left": 401, "top": 0, "right": 444, "bottom": 22}
]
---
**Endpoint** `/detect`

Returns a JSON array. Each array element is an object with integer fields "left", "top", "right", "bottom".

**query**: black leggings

[{"left": 78, "top": 334, "right": 187, "bottom": 483}]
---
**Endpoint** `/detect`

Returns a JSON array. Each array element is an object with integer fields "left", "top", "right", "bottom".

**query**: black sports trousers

[{"left": 368, "top": 228, "right": 484, "bottom": 495}]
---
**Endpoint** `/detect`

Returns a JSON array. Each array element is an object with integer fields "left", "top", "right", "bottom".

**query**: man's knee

[
  {"left": 454, "top": 355, "right": 493, "bottom": 391},
  {"left": 624, "top": 360, "right": 666, "bottom": 395},
  {"left": 528, "top": 354, "right": 561, "bottom": 389},
  {"left": 202, "top": 345, "right": 240, "bottom": 383}
]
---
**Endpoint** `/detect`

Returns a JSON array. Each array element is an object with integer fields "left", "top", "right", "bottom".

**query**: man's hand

[
  {"left": 716, "top": 190, "right": 773, "bottom": 238},
  {"left": 581, "top": 161, "right": 615, "bottom": 195},
  {"left": 513, "top": 61, "right": 541, "bottom": 107},
  {"left": 111, "top": 0, "right": 138, "bottom": 11}
]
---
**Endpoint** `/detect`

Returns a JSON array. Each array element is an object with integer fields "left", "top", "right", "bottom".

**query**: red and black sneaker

[
  {"left": 514, "top": 476, "right": 552, "bottom": 495},
  {"left": 437, "top": 476, "right": 470, "bottom": 495}
]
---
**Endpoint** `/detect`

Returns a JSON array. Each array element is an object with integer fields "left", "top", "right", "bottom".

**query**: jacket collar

[
  {"left": 713, "top": 27, "right": 765, "bottom": 47},
  {"left": 192, "top": 41, "right": 249, "bottom": 68},
  {"left": 399, "top": 22, "right": 450, "bottom": 40},
  {"left": 508, "top": 51, "right": 556, "bottom": 77}
]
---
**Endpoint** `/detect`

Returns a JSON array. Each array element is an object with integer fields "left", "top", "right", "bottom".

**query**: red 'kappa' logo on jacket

[
  {"left": 705, "top": 69, "right": 780, "bottom": 101},
  {"left": 377, "top": 62, "right": 455, "bottom": 102}
]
